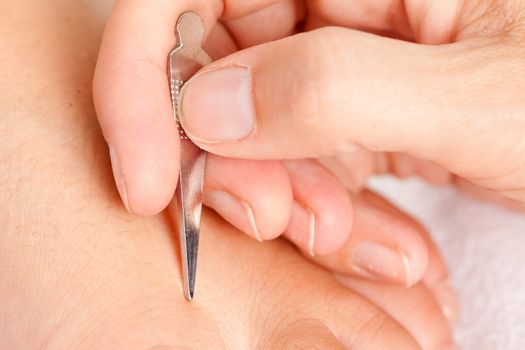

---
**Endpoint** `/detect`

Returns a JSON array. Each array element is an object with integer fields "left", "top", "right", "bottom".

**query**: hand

[
  {"left": 173, "top": 1, "right": 525, "bottom": 209},
  {"left": 1, "top": 1, "right": 457, "bottom": 348},
  {"left": 93, "top": 1, "right": 456, "bottom": 292}
]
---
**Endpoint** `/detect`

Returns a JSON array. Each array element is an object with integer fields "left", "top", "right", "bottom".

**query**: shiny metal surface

[{"left": 168, "top": 12, "right": 211, "bottom": 301}]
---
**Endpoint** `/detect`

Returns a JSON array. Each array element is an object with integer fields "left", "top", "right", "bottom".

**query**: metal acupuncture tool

[{"left": 168, "top": 12, "right": 212, "bottom": 301}]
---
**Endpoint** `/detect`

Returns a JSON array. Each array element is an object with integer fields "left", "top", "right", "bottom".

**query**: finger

[
  {"left": 384, "top": 153, "right": 452, "bottom": 185},
  {"left": 305, "top": 0, "right": 462, "bottom": 44},
  {"left": 203, "top": 155, "right": 292, "bottom": 241},
  {"left": 93, "top": 0, "right": 288, "bottom": 215},
  {"left": 224, "top": 0, "right": 302, "bottom": 48},
  {"left": 362, "top": 190, "right": 460, "bottom": 325},
  {"left": 387, "top": 153, "right": 525, "bottom": 211},
  {"left": 455, "top": 177, "right": 525, "bottom": 211},
  {"left": 219, "top": 0, "right": 280, "bottom": 19},
  {"left": 304, "top": 0, "right": 412, "bottom": 40},
  {"left": 93, "top": 0, "right": 222, "bottom": 215},
  {"left": 178, "top": 27, "right": 448, "bottom": 158},
  {"left": 311, "top": 190, "right": 428, "bottom": 287},
  {"left": 336, "top": 276, "right": 457, "bottom": 350},
  {"left": 203, "top": 22, "right": 238, "bottom": 60},
  {"left": 310, "top": 189, "right": 459, "bottom": 325},
  {"left": 282, "top": 159, "right": 353, "bottom": 256},
  {"left": 178, "top": 27, "right": 523, "bottom": 188},
  {"left": 318, "top": 148, "right": 376, "bottom": 192},
  {"left": 320, "top": 148, "right": 519, "bottom": 236},
  {"left": 319, "top": 150, "right": 454, "bottom": 193},
  {"left": 318, "top": 284, "right": 420, "bottom": 349}
]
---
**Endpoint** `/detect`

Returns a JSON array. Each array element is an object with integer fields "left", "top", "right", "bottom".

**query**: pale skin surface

[{"left": 0, "top": 1, "right": 457, "bottom": 349}]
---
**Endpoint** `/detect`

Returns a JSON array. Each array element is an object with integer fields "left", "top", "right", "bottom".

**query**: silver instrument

[{"left": 168, "top": 12, "right": 211, "bottom": 301}]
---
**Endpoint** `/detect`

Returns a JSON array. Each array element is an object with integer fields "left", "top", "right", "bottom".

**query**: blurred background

[{"left": 372, "top": 176, "right": 525, "bottom": 350}]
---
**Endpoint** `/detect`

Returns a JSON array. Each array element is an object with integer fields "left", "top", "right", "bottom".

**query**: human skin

[
  {"left": 0, "top": 1, "right": 455, "bottom": 349},
  {"left": 93, "top": 0, "right": 464, "bottom": 294},
  {"left": 179, "top": 0, "right": 525, "bottom": 206},
  {"left": 177, "top": 0, "right": 525, "bottom": 196},
  {"left": 93, "top": 0, "right": 525, "bottom": 292}
]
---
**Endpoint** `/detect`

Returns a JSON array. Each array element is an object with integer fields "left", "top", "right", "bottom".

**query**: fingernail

[
  {"left": 434, "top": 279, "right": 460, "bottom": 324},
  {"left": 180, "top": 66, "right": 255, "bottom": 143},
  {"left": 108, "top": 144, "right": 131, "bottom": 213},
  {"left": 286, "top": 201, "right": 317, "bottom": 256},
  {"left": 203, "top": 191, "right": 262, "bottom": 241},
  {"left": 351, "top": 241, "right": 413, "bottom": 285}
]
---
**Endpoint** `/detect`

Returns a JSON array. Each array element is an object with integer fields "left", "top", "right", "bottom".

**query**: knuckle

[{"left": 285, "top": 27, "right": 347, "bottom": 128}]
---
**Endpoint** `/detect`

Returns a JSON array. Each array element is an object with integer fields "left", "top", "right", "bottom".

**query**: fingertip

[
  {"left": 378, "top": 219, "right": 430, "bottom": 287},
  {"left": 315, "top": 193, "right": 354, "bottom": 256},
  {"left": 93, "top": 42, "right": 179, "bottom": 216},
  {"left": 310, "top": 191, "right": 431, "bottom": 287},
  {"left": 107, "top": 122, "right": 180, "bottom": 216},
  {"left": 204, "top": 156, "right": 293, "bottom": 241},
  {"left": 397, "top": 224, "right": 429, "bottom": 287},
  {"left": 125, "top": 163, "right": 178, "bottom": 216},
  {"left": 284, "top": 160, "right": 353, "bottom": 256},
  {"left": 243, "top": 161, "right": 293, "bottom": 240},
  {"left": 359, "top": 190, "right": 430, "bottom": 286},
  {"left": 375, "top": 213, "right": 430, "bottom": 287}
]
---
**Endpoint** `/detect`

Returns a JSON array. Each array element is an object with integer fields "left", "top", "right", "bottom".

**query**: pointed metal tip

[
  {"left": 182, "top": 227, "right": 199, "bottom": 301},
  {"left": 184, "top": 256, "right": 196, "bottom": 301}
]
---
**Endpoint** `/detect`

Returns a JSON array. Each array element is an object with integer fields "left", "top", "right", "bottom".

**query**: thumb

[{"left": 179, "top": 26, "right": 524, "bottom": 180}]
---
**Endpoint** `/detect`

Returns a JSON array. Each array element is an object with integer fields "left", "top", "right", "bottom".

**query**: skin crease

[{"left": 0, "top": 1, "right": 457, "bottom": 349}]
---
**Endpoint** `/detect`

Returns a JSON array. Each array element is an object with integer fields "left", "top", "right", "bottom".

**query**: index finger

[
  {"left": 93, "top": 0, "right": 223, "bottom": 215},
  {"left": 93, "top": 0, "right": 293, "bottom": 215}
]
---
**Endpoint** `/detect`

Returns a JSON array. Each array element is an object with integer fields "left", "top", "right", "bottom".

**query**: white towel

[{"left": 371, "top": 177, "right": 525, "bottom": 350}]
